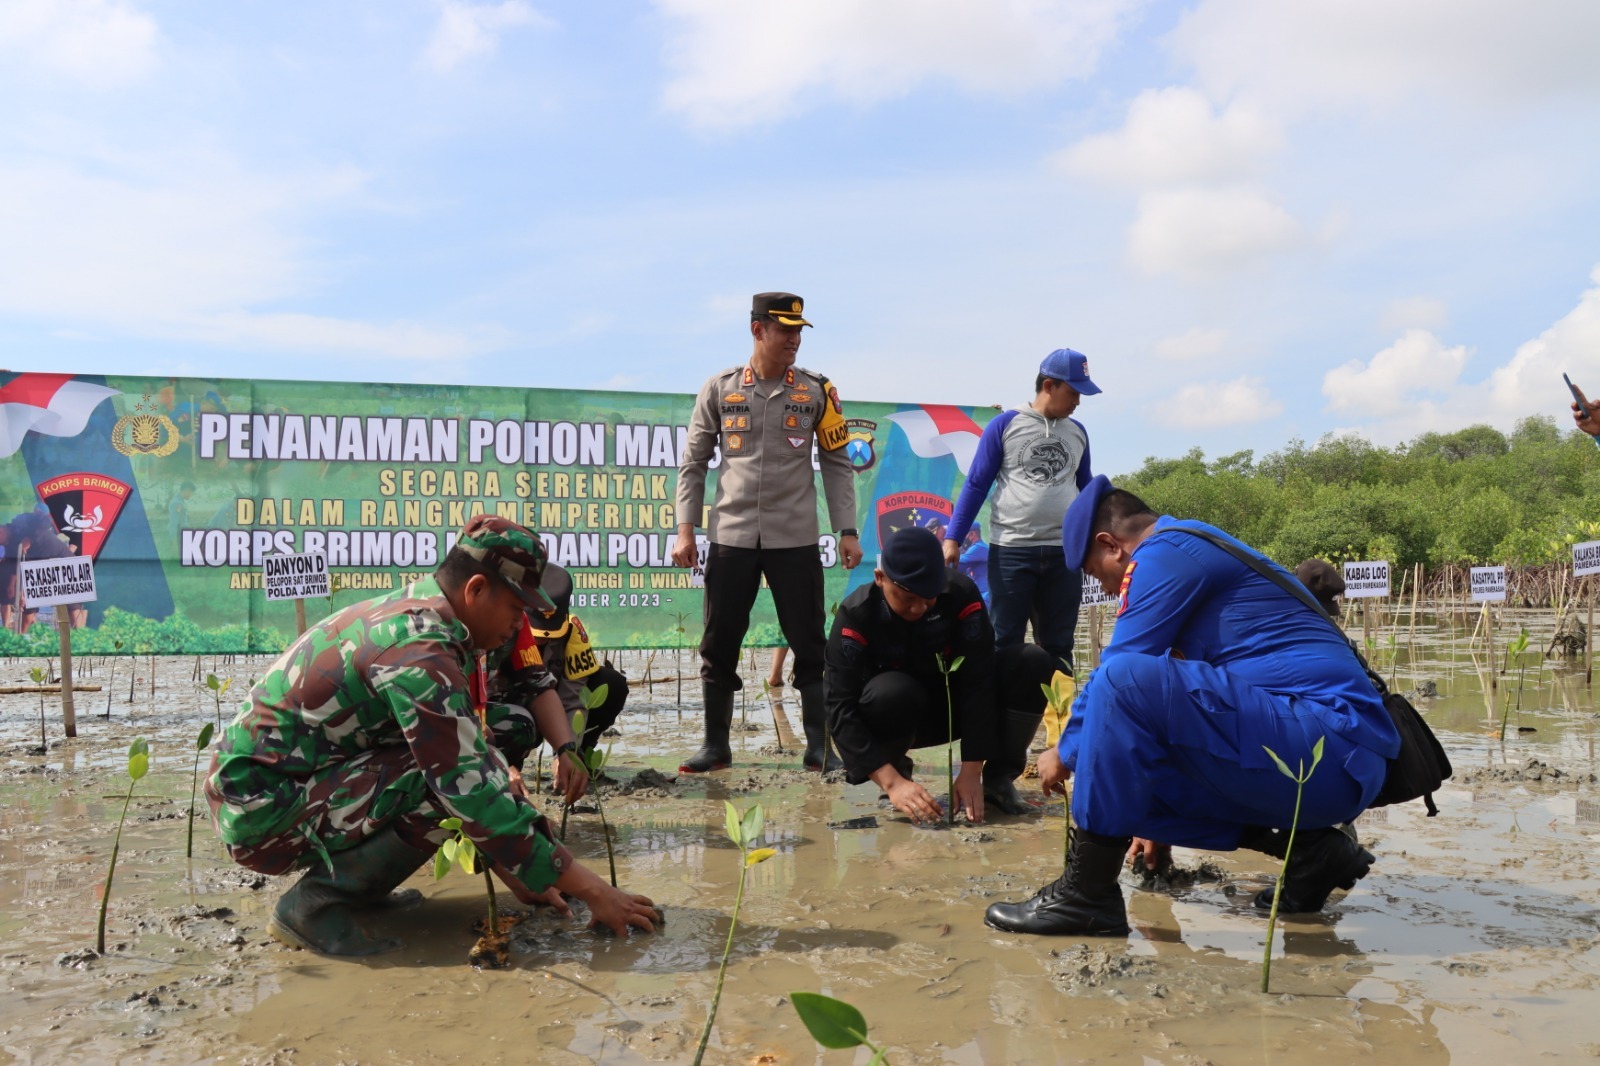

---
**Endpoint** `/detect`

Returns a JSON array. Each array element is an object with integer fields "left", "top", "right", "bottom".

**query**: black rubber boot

[
  {"left": 984, "top": 827, "right": 1132, "bottom": 936},
  {"left": 679, "top": 682, "right": 734, "bottom": 773},
  {"left": 798, "top": 681, "right": 842, "bottom": 773},
  {"left": 268, "top": 828, "right": 431, "bottom": 956},
  {"left": 983, "top": 708, "right": 1044, "bottom": 815},
  {"left": 1246, "top": 824, "right": 1373, "bottom": 913}
]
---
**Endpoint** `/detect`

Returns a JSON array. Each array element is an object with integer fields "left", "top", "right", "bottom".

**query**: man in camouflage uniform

[
  {"left": 206, "top": 515, "right": 660, "bottom": 956},
  {"left": 671, "top": 291, "right": 862, "bottom": 774}
]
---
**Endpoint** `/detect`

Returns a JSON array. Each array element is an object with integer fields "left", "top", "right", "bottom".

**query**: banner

[{"left": 0, "top": 372, "right": 1003, "bottom": 652}]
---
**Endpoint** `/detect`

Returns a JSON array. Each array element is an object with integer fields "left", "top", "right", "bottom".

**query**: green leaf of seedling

[
  {"left": 723, "top": 801, "right": 742, "bottom": 847},
  {"left": 127, "top": 738, "right": 150, "bottom": 781},
  {"left": 571, "top": 709, "right": 587, "bottom": 741},
  {"left": 789, "top": 992, "right": 870, "bottom": 1050},
  {"left": 456, "top": 837, "right": 478, "bottom": 875},
  {"left": 29, "top": 666, "right": 45, "bottom": 684},
  {"left": 205, "top": 673, "right": 220, "bottom": 691},
  {"left": 1261, "top": 745, "right": 1294, "bottom": 781},
  {"left": 219, "top": 678, "right": 231, "bottom": 696},
  {"left": 745, "top": 847, "right": 777, "bottom": 867},
  {"left": 441, "top": 839, "right": 458, "bottom": 865},
  {"left": 949, "top": 655, "right": 964, "bottom": 673},
  {"left": 196, "top": 722, "right": 215, "bottom": 751},
  {"left": 740, "top": 804, "right": 765, "bottom": 847},
  {"left": 580, "top": 684, "right": 609, "bottom": 711},
  {"left": 1310, "top": 735, "right": 1326, "bottom": 773},
  {"left": 440, "top": 817, "right": 463, "bottom": 832},
  {"left": 433, "top": 849, "right": 451, "bottom": 880},
  {"left": 933, "top": 652, "right": 946, "bottom": 673},
  {"left": 585, "top": 747, "right": 607, "bottom": 774}
]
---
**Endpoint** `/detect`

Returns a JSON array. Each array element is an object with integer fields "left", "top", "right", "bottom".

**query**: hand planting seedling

[
  {"left": 186, "top": 723, "right": 215, "bottom": 859},
  {"left": 789, "top": 992, "right": 893, "bottom": 1065},
  {"left": 433, "top": 816, "right": 523, "bottom": 969},
  {"left": 934, "top": 652, "right": 965, "bottom": 824},
  {"left": 204, "top": 673, "right": 232, "bottom": 728},
  {"left": 1259, "top": 735, "right": 1324, "bottom": 994},
  {"left": 691, "top": 802, "right": 776, "bottom": 1066},
  {"left": 98, "top": 737, "right": 150, "bottom": 954}
]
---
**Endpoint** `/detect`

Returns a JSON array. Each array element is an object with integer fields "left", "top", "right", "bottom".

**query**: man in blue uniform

[{"left": 985, "top": 478, "right": 1399, "bottom": 936}]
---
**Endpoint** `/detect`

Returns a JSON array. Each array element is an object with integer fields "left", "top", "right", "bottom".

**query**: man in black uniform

[{"left": 824, "top": 527, "right": 1054, "bottom": 820}]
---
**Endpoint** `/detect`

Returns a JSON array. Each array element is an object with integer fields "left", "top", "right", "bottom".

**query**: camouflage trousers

[{"left": 210, "top": 702, "right": 541, "bottom": 876}]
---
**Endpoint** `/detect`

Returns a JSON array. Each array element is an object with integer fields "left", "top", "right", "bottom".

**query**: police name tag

[
  {"left": 1469, "top": 565, "right": 1506, "bottom": 603},
  {"left": 1574, "top": 540, "right": 1600, "bottom": 578},
  {"left": 262, "top": 551, "right": 329, "bottom": 601},
  {"left": 1342, "top": 560, "right": 1390, "bottom": 599},
  {"left": 20, "top": 557, "right": 97, "bottom": 607}
]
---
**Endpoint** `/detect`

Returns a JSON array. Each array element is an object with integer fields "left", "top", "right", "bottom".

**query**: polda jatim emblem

[{"left": 111, "top": 392, "right": 179, "bottom": 457}]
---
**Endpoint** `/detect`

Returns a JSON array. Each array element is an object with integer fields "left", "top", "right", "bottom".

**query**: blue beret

[
  {"left": 1061, "top": 475, "right": 1114, "bottom": 571},
  {"left": 881, "top": 527, "right": 946, "bottom": 598}
]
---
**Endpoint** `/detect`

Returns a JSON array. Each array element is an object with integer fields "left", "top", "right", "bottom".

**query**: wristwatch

[
  {"left": 554, "top": 740, "right": 577, "bottom": 756},
  {"left": 838, "top": 528, "right": 859, "bottom": 538}
]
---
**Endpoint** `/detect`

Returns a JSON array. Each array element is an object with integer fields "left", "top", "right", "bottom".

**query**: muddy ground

[{"left": 3, "top": 607, "right": 1600, "bottom": 1064}]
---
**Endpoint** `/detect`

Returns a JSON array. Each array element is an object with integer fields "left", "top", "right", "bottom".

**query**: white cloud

[
  {"left": 1479, "top": 268, "right": 1600, "bottom": 423},
  {"left": 1168, "top": 374, "right": 1281, "bottom": 428},
  {"left": 1170, "top": 0, "right": 1600, "bottom": 116},
  {"left": 1056, "top": 87, "right": 1280, "bottom": 187},
  {"left": 422, "top": 0, "right": 551, "bottom": 73},
  {"left": 1154, "top": 326, "right": 1229, "bottom": 361},
  {"left": 1378, "top": 296, "right": 1448, "bottom": 335},
  {"left": 0, "top": 0, "right": 157, "bottom": 86},
  {"left": 1322, "top": 329, "right": 1469, "bottom": 417},
  {"left": 656, "top": 0, "right": 1137, "bottom": 131},
  {"left": 1127, "top": 186, "right": 1302, "bottom": 277},
  {"left": 168, "top": 312, "right": 504, "bottom": 361}
]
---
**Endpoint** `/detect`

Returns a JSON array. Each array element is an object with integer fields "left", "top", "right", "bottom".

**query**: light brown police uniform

[{"left": 676, "top": 363, "right": 856, "bottom": 689}]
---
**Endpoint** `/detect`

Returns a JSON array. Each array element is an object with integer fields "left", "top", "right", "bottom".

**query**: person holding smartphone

[{"left": 1568, "top": 374, "right": 1600, "bottom": 441}]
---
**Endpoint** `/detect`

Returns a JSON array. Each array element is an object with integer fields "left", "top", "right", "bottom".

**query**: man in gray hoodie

[{"left": 942, "top": 349, "right": 1099, "bottom": 808}]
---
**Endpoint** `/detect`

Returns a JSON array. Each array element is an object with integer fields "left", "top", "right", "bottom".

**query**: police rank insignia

[
  {"left": 724, "top": 415, "right": 749, "bottom": 430},
  {"left": 723, "top": 392, "right": 746, "bottom": 404},
  {"left": 789, "top": 392, "right": 812, "bottom": 403},
  {"left": 1117, "top": 560, "right": 1137, "bottom": 616},
  {"left": 785, "top": 415, "right": 799, "bottom": 429},
  {"left": 727, "top": 433, "right": 744, "bottom": 451}
]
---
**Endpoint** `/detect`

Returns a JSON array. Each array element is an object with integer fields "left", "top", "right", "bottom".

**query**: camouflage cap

[{"left": 455, "top": 514, "right": 557, "bottom": 616}]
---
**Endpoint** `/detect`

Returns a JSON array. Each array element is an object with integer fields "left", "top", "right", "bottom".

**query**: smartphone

[{"left": 1566, "top": 373, "right": 1592, "bottom": 421}]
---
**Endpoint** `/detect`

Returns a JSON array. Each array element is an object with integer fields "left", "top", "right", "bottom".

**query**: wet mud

[{"left": 3, "top": 608, "right": 1600, "bottom": 1064}]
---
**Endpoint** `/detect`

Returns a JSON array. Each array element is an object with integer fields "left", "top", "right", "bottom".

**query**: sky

[{"left": 4, "top": 0, "right": 1600, "bottom": 477}]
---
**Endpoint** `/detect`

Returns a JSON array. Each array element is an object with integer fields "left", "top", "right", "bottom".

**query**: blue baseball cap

[
  {"left": 880, "top": 527, "right": 947, "bottom": 598},
  {"left": 1039, "top": 348, "right": 1101, "bottom": 395},
  {"left": 1061, "top": 475, "right": 1114, "bottom": 571}
]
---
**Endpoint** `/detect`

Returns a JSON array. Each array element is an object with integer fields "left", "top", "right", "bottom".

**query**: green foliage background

[{"left": 1118, "top": 416, "right": 1600, "bottom": 569}]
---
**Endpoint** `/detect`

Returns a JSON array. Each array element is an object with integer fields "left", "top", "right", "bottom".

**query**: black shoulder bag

[{"left": 1168, "top": 526, "right": 1452, "bottom": 816}]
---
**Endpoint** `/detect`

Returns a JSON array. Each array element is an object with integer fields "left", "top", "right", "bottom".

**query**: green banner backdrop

[{"left": 0, "top": 372, "right": 1000, "bottom": 654}]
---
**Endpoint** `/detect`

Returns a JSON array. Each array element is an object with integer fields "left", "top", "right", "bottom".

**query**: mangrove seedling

[
  {"left": 204, "top": 673, "right": 232, "bottom": 728},
  {"left": 29, "top": 664, "right": 47, "bottom": 749},
  {"left": 691, "top": 802, "right": 777, "bottom": 1066},
  {"left": 1259, "top": 735, "right": 1325, "bottom": 994},
  {"left": 934, "top": 652, "right": 965, "bottom": 824},
  {"left": 671, "top": 609, "right": 690, "bottom": 713},
  {"left": 104, "top": 640, "right": 123, "bottom": 718},
  {"left": 1040, "top": 670, "right": 1077, "bottom": 863},
  {"left": 564, "top": 691, "right": 619, "bottom": 886},
  {"left": 187, "top": 722, "right": 215, "bottom": 859},
  {"left": 790, "top": 992, "right": 892, "bottom": 1065},
  {"left": 433, "top": 815, "right": 520, "bottom": 969},
  {"left": 98, "top": 737, "right": 150, "bottom": 954}
]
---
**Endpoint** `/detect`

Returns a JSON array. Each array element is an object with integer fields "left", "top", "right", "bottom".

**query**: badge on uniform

[
  {"left": 724, "top": 392, "right": 746, "bottom": 404},
  {"left": 1117, "top": 560, "right": 1137, "bottom": 616},
  {"left": 789, "top": 392, "right": 812, "bottom": 403},
  {"left": 724, "top": 415, "right": 749, "bottom": 430},
  {"left": 787, "top": 436, "right": 807, "bottom": 448},
  {"left": 785, "top": 415, "right": 799, "bottom": 429},
  {"left": 727, "top": 433, "right": 745, "bottom": 451}
]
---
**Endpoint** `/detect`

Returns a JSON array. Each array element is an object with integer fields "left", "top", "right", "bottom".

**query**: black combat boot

[
  {"left": 982, "top": 707, "right": 1044, "bottom": 815},
  {"left": 798, "top": 681, "right": 843, "bottom": 773},
  {"left": 679, "top": 682, "right": 734, "bottom": 773},
  {"left": 1242, "top": 823, "right": 1373, "bottom": 913},
  {"left": 268, "top": 827, "right": 432, "bottom": 956},
  {"left": 984, "top": 827, "right": 1132, "bottom": 936}
]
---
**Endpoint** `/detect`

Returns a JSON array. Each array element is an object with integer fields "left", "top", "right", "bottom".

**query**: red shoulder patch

[
  {"left": 1116, "top": 560, "right": 1138, "bottom": 616},
  {"left": 958, "top": 601, "right": 983, "bottom": 620},
  {"left": 841, "top": 627, "right": 868, "bottom": 645}
]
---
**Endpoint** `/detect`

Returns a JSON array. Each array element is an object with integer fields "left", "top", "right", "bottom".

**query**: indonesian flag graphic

[
  {"left": 884, "top": 404, "right": 985, "bottom": 475},
  {"left": 0, "top": 374, "right": 120, "bottom": 458}
]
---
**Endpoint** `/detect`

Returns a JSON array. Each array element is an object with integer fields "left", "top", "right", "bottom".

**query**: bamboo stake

[
  {"left": 295, "top": 598, "right": 308, "bottom": 637},
  {"left": 1484, "top": 601, "right": 1497, "bottom": 697},
  {"left": 1588, "top": 576, "right": 1595, "bottom": 688},
  {"left": 59, "top": 618, "right": 77, "bottom": 739}
]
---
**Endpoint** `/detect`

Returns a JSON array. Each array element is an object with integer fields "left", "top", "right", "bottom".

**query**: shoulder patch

[
  {"left": 958, "top": 601, "right": 983, "bottom": 620},
  {"left": 815, "top": 374, "right": 848, "bottom": 451},
  {"left": 841, "top": 627, "right": 868, "bottom": 646},
  {"left": 1116, "top": 560, "right": 1138, "bottom": 616}
]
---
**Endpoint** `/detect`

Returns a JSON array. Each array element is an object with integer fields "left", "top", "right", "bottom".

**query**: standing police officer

[{"left": 672, "top": 293, "right": 862, "bottom": 773}]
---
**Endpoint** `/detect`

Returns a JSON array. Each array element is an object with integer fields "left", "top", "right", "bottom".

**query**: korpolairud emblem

[{"left": 111, "top": 391, "right": 179, "bottom": 457}]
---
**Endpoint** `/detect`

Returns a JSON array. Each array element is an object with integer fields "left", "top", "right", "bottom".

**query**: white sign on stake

[
  {"left": 20, "top": 556, "right": 97, "bottom": 608},
  {"left": 1342, "top": 560, "right": 1391, "bottom": 599},
  {"left": 1081, "top": 573, "right": 1115, "bottom": 607},
  {"left": 1574, "top": 540, "right": 1600, "bottom": 578},
  {"left": 262, "top": 551, "right": 329, "bottom": 601},
  {"left": 1469, "top": 565, "right": 1507, "bottom": 603}
]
